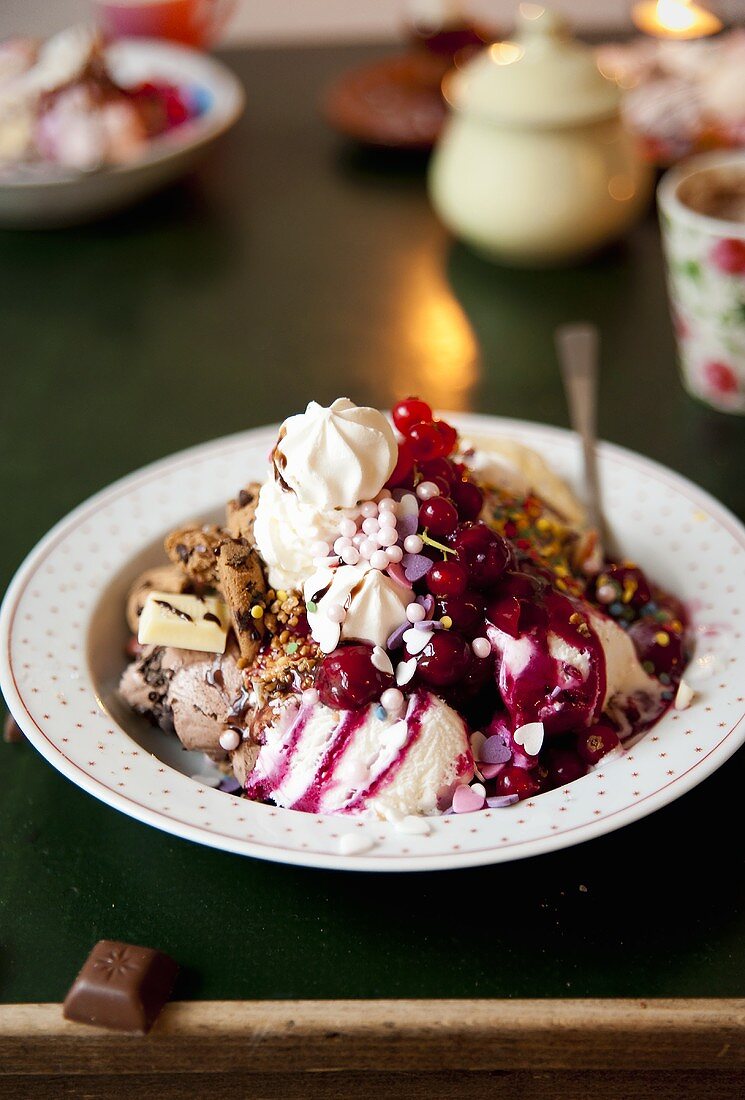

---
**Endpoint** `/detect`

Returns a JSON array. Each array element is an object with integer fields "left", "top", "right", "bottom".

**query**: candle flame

[{"left": 655, "top": 0, "right": 698, "bottom": 33}]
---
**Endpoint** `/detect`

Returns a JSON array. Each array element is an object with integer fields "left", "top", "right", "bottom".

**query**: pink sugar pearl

[
  {"left": 416, "top": 481, "right": 440, "bottom": 500},
  {"left": 377, "top": 528, "right": 398, "bottom": 547},
  {"left": 386, "top": 545, "right": 403, "bottom": 563},
  {"left": 326, "top": 603, "right": 346, "bottom": 623},
  {"left": 341, "top": 545, "right": 361, "bottom": 566},
  {"left": 362, "top": 517, "right": 379, "bottom": 536},
  {"left": 380, "top": 687, "right": 404, "bottom": 713},
  {"left": 378, "top": 510, "right": 397, "bottom": 530},
  {"left": 339, "top": 518, "right": 357, "bottom": 538},
  {"left": 360, "top": 501, "right": 378, "bottom": 518},
  {"left": 360, "top": 538, "right": 378, "bottom": 559},
  {"left": 404, "top": 534, "right": 423, "bottom": 554},
  {"left": 302, "top": 687, "right": 319, "bottom": 706},
  {"left": 378, "top": 497, "right": 396, "bottom": 513},
  {"left": 406, "top": 602, "right": 425, "bottom": 623},
  {"left": 370, "top": 550, "right": 389, "bottom": 570},
  {"left": 334, "top": 536, "right": 352, "bottom": 555},
  {"left": 472, "top": 637, "right": 491, "bottom": 659},
  {"left": 219, "top": 729, "right": 241, "bottom": 751}
]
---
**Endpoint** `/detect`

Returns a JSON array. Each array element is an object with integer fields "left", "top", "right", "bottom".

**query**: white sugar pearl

[
  {"left": 404, "top": 534, "right": 423, "bottom": 554},
  {"left": 386, "top": 545, "right": 403, "bottom": 563},
  {"left": 378, "top": 512, "right": 398, "bottom": 532},
  {"left": 310, "top": 540, "right": 330, "bottom": 558},
  {"left": 333, "top": 536, "right": 352, "bottom": 555},
  {"left": 339, "top": 518, "right": 357, "bottom": 538},
  {"left": 341, "top": 545, "right": 361, "bottom": 566},
  {"left": 360, "top": 538, "right": 377, "bottom": 559},
  {"left": 219, "top": 729, "right": 241, "bottom": 751},
  {"left": 416, "top": 481, "right": 440, "bottom": 500},
  {"left": 352, "top": 533, "right": 365, "bottom": 549},
  {"left": 406, "top": 603, "right": 426, "bottom": 623},
  {"left": 362, "top": 517, "right": 379, "bottom": 536},
  {"left": 326, "top": 603, "right": 346, "bottom": 623},
  {"left": 381, "top": 688, "right": 404, "bottom": 713},
  {"left": 370, "top": 550, "right": 389, "bottom": 570},
  {"left": 378, "top": 497, "right": 396, "bottom": 512},
  {"left": 472, "top": 637, "right": 491, "bottom": 659},
  {"left": 361, "top": 501, "right": 378, "bottom": 518},
  {"left": 302, "top": 688, "right": 319, "bottom": 706},
  {"left": 377, "top": 528, "right": 398, "bottom": 547}
]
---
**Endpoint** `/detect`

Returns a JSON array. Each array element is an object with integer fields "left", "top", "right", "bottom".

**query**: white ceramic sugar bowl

[{"left": 428, "top": 5, "right": 652, "bottom": 266}]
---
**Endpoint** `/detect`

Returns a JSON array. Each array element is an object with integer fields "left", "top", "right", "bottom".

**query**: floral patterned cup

[{"left": 658, "top": 152, "right": 745, "bottom": 415}]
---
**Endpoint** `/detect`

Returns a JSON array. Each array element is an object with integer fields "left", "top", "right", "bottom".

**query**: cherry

[
  {"left": 392, "top": 396, "right": 433, "bottom": 436},
  {"left": 452, "top": 522, "right": 510, "bottom": 589},
  {"left": 627, "top": 619, "right": 684, "bottom": 678},
  {"left": 419, "top": 497, "right": 459, "bottom": 538},
  {"left": 427, "top": 560, "right": 468, "bottom": 597},
  {"left": 439, "top": 590, "right": 485, "bottom": 637},
  {"left": 542, "top": 746, "right": 587, "bottom": 789},
  {"left": 408, "top": 421, "right": 444, "bottom": 461},
  {"left": 494, "top": 765, "right": 540, "bottom": 800},
  {"left": 386, "top": 439, "right": 415, "bottom": 489},
  {"left": 315, "top": 644, "right": 393, "bottom": 710},
  {"left": 418, "top": 457, "right": 456, "bottom": 487},
  {"left": 416, "top": 631, "right": 471, "bottom": 688},
  {"left": 433, "top": 419, "right": 458, "bottom": 456},
  {"left": 577, "top": 721, "right": 620, "bottom": 766},
  {"left": 451, "top": 479, "right": 483, "bottom": 521}
]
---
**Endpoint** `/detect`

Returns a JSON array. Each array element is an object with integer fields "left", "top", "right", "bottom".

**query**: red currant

[
  {"left": 494, "top": 765, "right": 539, "bottom": 800},
  {"left": 315, "top": 644, "right": 393, "bottom": 710},
  {"left": 627, "top": 619, "right": 684, "bottom": 678},
  {"left": 392, "top": 397, "right": 433, "bottom": 436},
  {"left": 386, "top": 439, "right": 415, "bottom": 488},
  {"left": 433, "top": 419, "right": 457, "bottom": 456},
  {"left": 594, "top": 564, "right": 652, "bottom": 611},
  {"left": 427, "top": 560, "right": 468, "bottom": 597},
  {"left": 451, "top": 479, "right": 483, "bottom": 521},
  {"left": 416, "top": 632, "right": 471, "bottom": 688},
  {"left": 419, "top": 497, "right": 459, "bottom": 538},
  {"left": 408, "top": 422, "right": 444, "bottom": 460},
  {"left": 576, "top": 722, "right": 620, "bottom": 766},
  {"left": 452, "top": 522, "right": 510, "bottom": 589}
]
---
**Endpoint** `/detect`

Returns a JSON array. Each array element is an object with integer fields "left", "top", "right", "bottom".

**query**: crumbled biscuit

[
  {"left": 225, "top": 482, "right": 261, "bottom": 544},
  {"left": 164, "top": 525, "right": 226, "bottom": 585}
]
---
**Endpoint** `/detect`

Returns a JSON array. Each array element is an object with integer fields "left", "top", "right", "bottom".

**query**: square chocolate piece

[{"left": 63, "top": 940, "right": 178, "bottom": 1034}]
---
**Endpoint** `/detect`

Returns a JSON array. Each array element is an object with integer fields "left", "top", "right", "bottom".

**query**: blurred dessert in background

[
  {"left": 597, "top": 31, "right": 745, "bottom": 166},
  {"left": 0, "top": 25, "right": 206, "bottom": 173}
]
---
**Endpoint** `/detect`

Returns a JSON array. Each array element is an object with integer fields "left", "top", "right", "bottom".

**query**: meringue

[
  {"left": 304, "top": 563, "right": 409, "bottom": 652},
  {"left": 272, "top": 397, "right": 397, "bottom": 510}
]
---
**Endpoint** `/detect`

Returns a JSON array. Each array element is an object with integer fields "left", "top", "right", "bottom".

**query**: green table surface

[{"left": 1, "top": 43, "right": 744, "bottom": 1007}]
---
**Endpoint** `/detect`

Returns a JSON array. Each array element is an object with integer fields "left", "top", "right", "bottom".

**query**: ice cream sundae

[
  {"left": 120, "top": 397, "right": 689, "bottom": 819},
  {"left": 0, "top": 26, "right": 205, "bottom": 174}
]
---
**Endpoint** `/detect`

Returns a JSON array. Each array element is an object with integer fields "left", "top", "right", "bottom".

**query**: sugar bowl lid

[{"left": 444, "top": 4, "right": 621, "bottom": 127}]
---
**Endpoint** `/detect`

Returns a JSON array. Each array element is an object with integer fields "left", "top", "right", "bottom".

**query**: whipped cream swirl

[{"left": 272, "top": 397, "right": 397, "bottom": 510}]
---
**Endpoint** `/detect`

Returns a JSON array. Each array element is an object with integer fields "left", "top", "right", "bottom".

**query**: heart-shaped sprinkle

[
  {"left": 417, "top": 593, "right": 435, "bottom": 618},
  {"left": 371, "top": 646, "right": 394, "bottom": 676},
  {"left": 470, "top": 782, "right": 486, "bottom": 798},
  {"left": 479, "top": 762, "right": 507, "bottom": 780},
  {"left": 396, "top": 658, "right": 417, "bottom": 686},
  {"left": 470, "top": 731, "right": 486, "bottom": 759},
  {"left": 387, "top": 622, "right": 409, "bottom": 650},
  {"left": 480, "top": 734, "right": 512, "bottom": 765},
  {"left": 404, "top": 627, "right": 432, "bottom": 655},
  {"left": 513, "top": 721, "right": 544, "bottom": 757},
  {"left": 486, "top": 794, "right": 519, "bottom": 809},
  {"left": 403, "top": 553, "right": 434, "bottom": 582},
  {"left": 397, "top": 495, "right": 419, "bottom": 520},
  {"left": 387, "top": 562, "right": 413, "bottom": 589},
  {"left": 674, "top": 679, "right": 694, "bottom": 710},
  {"left": 452, "top": 784, "right": 486, "bottom": 814}
]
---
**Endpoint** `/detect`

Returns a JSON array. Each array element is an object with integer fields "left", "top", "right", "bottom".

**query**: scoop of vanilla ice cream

[
  {"left": 253, "top": 478, "right": 358, "bottom": 591},
  {"left": 245, "top": 691, "right": 473, "bottom": 819},
  {"left": 587, "top": 610, "right": 663, "bottom": 720},
  {"left": 304, "top": 563, "right": 410, "bottom": 651},
  {"left": 463, "top": 435, "right": 587, "bottom": 529},
  {"left": 273, "top": 397, "right": 397, "bottom": 510}
]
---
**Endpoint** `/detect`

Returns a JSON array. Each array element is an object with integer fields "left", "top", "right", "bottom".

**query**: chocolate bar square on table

[{"left": 63, "top": 940, "right": 178, "bottom": 1034}]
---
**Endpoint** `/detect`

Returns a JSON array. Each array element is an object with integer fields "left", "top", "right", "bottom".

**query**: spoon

[{"left": 554, "top": 322, "right": 612, "bottom": 560}]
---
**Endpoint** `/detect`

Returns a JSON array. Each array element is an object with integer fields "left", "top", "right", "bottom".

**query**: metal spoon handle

[{"left": 555, "top": 323, "right": 609, "bottom": 556}]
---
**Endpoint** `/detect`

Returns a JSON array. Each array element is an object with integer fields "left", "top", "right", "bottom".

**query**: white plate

[
  {"left": 0, "top": 38, "right": 244, "bottom": 228},
  {"left": 2, "top": 415, "right": 744, "bottom": 871}
]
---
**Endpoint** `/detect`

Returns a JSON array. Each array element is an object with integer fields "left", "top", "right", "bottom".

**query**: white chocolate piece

[{"left": 137, "top": 591, "right": 229, "bottom": 654}]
